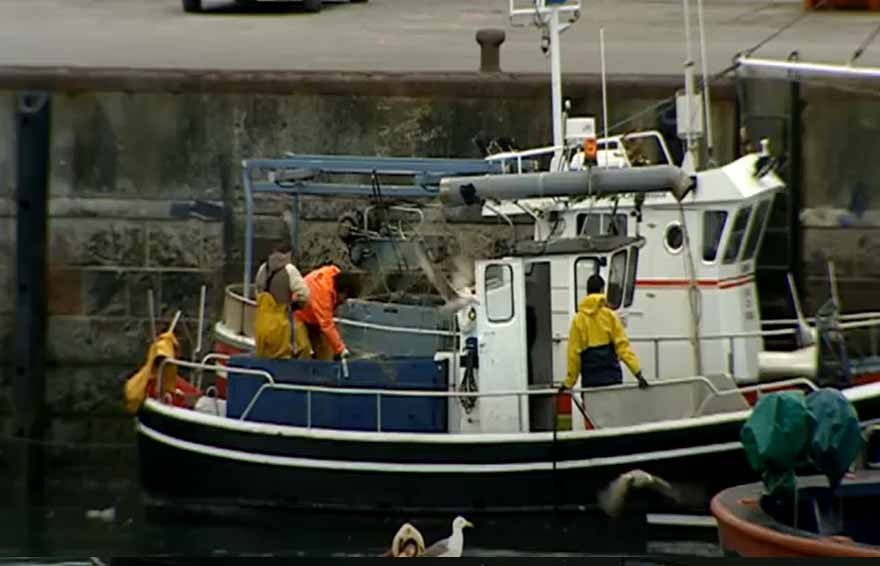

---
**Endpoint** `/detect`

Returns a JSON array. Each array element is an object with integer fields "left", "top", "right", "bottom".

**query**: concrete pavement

[{"left": 2, "top": 0, "right": 880, "bottom": 76}]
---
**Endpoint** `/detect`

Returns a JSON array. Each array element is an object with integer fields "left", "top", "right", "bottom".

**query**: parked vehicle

[{"left": 183, "top": 0, "right": 367, "bottom": 15}]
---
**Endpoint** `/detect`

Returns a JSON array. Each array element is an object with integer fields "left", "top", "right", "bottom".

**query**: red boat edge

[{"left": 711, "top": 472, "right": 880, "bottom": 557}]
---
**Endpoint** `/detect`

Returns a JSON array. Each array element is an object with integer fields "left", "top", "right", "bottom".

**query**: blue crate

[{"left": 226, "top": 356, "right": 448, "bottom": 433}]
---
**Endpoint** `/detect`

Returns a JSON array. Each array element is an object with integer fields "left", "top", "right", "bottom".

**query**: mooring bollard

[{"left": 476, "top": 29, "right": 506, "bottom": 73}]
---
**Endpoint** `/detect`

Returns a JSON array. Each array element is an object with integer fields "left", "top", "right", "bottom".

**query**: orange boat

[{"left": 711, "top": 470, "right": 880, "bottom": 557}]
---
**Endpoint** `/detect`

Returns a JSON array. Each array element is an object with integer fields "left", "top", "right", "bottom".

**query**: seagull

[
  {"left": 383, "top": 522, "right": 425, "bottom": 558},
  {"left": 423, "top": 516, "right": 474, "bottom": 558},
  {"left": 598, "top": 469, "right": 680, "bottom": 518}
]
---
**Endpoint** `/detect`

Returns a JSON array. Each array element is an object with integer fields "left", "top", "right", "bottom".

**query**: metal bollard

[{"left": 476, "top": 29, "right": 506, "bottom": 73}]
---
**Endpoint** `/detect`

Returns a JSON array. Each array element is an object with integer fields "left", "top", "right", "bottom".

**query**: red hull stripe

[{"left": 637, "top": 275, "right": 755, "bottom": 290}]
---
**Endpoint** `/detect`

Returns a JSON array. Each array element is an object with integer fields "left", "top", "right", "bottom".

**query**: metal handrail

[
  {"left": 237, "top": 375, "right": 721, "bottom": 428},
  {"left": 153, "top": 357, "right": 831, "bottom": 433},
  {"left": 762, "top": 312, "right": 880, "bottom": 327},
  {"left": 154, "top": 357, "right": 275, "bottom": 402},
  {"left": 196, "top": 352, "right": 232, "bottom": 390},
  {"left": 336, "top": 317, "right": 458, "bottom": 338},
  {"left": 225, "top": 283, "right": 257, "bottom": 307},
  {"left": 693, "top": 377, "right": 818, "bottom": 417}
]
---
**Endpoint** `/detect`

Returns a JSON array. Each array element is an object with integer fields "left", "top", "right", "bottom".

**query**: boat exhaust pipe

[{"left": 439, "top": 165, "right": 695, "bottom": 206}]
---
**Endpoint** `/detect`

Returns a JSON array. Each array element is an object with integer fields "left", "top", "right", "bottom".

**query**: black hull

[{"left": 136, "top": 387, "right": 880, "bottom": 516}]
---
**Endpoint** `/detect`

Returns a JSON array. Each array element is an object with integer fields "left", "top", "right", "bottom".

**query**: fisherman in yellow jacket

[{"left": 560, "top": 274, "right": 649, "bottom": 391}]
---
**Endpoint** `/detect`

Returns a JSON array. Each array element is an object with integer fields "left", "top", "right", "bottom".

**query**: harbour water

[{"left": 0, "top": 432, "right": 722, "bottom": 560}]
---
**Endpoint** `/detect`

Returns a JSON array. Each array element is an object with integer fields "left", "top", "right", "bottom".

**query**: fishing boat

[
  {"left": 210, "top": 0, "right": 880, "bottom": 388},
  {"left": 134, "top": 147, "right": 880, "bottom": 514},
  {"left": 133, "top": 1, "right": 880, "bottom": 515}
]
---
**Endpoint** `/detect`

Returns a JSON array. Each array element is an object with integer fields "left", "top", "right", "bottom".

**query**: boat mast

[
  {"left": 696, "top": 0, "right": 714, "bottom": 166},
  {"left": 680, "top": 0, "right": 699, "bottom": 173},
  {"left": 510, "top": 1, "right": 581, "bottom": 167}
]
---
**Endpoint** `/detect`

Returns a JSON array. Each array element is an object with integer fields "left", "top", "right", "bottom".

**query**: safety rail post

[
  {"left": 517, "top": 392, "right": 523, "bottom": 432},
  {"left": 307, "top": 390, "right": 312, "bottom": 429},
  {"left": 653, "top": 338, "right": 660, "bottom": 379},
  {"left": 728, "top": 336, "right": 735, "bottom": 375},
  {"left": 376, "top": 392, "right": 382, "bottom": 432}
]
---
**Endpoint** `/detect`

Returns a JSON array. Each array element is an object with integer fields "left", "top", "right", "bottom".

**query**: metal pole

[
  {"left": 737, "top": 56, "right": 880, "bottom": 79},
  {"left": 600, "top": 26, "right": 610, "bottom": 168},
  {"left": 828, "top": 261, "right": 840, "bottom": 311},
  {"left": 243, "top": 162, "right": 254, "bottom": 300},
  {"left": 376, "top": 393, "right": 382, "bottom": 432},
  {"left": 194, "top": 284, "right": 206, "bottom": 360},
  {"left": 147, "top": 289, "right": 157, "bottom": 341},
  {"left": 549, "top": 6, "right": 564, "bottom": 165},
  {"left": 653, "top": 338, "right": 660, "bottom": 379},
  {"left": 681, "top": 0, "right": 698, "bottom": 171},
  {"left": 14, "top": 91, "right": 51, "bottom": 500},
  {"left": 788, "top": 66, "right": 804, "bottom": 305},
  {"left": 696, "top": 0, "right": 714, "bottom": 165}
]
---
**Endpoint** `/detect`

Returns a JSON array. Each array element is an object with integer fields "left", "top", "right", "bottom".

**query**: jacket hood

[
  {"left": 578, "top": 293, "right": 607, "bottom": 315},
  {"left": 267, "top": 250, "right": 291, "bottom": 271}
]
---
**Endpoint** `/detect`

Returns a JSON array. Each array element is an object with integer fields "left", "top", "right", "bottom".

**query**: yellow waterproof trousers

[
  {"left": 255, "top": 292, "right": 293, "bottom": 359},
  {"left": 293, "top": 318, "right": 336, "bottom": 361}
]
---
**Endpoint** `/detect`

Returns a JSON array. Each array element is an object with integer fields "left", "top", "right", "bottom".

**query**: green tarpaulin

[
  {"left": 741, "top": 391, "right": 816, "bottom": 496},
  {"left": 741, "top": 388, "right": 864, "bottom": 495},
  {"left": 806, "top": 388, "right": 864, "bottom": 490}
]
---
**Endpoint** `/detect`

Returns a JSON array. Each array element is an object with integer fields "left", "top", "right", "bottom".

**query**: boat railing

[
  {"left": 152, "top": 357, "right": 815, "bottom": 432},
  {"left": 762, "top": 311, "right": 880, "bottom": 327},
  {"left": 693, "top": 378, "right": 818, "bottom": 418},
  {"left": 629, "top": 316, "right": 880, "bottom": 378},
  {"left": 482, "top": 130, "right": 674, "bottom": 174},
  {"left": 155, "top": 357, "right": 275, "bottom": 402}
]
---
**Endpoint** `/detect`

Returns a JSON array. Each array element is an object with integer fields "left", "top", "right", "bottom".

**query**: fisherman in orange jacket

[{"left": 293, "top": 265, "right": 359, "bottom": 361}]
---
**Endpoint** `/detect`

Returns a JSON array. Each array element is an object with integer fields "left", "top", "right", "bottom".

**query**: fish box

[{"left": 225, "top": 356, "right": 449, "bottom": 433}]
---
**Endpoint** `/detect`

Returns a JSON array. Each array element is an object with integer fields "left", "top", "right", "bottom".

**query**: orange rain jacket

[{"left": 293, "top": 265, "right": 346, "bottom": 355}]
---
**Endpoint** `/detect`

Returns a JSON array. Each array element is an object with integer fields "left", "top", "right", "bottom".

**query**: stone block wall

[{"left": 2, "top": 73, "right": 880, "bottom": 430}]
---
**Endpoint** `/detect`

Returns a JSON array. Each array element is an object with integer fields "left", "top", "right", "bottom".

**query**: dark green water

[{"left": 0, "top": 425, "right": 722, "bottom": 560}]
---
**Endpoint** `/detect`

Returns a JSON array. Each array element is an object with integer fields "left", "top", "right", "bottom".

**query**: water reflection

[{"left": 0, "top": 427, "right": 720, "bottom": 559}]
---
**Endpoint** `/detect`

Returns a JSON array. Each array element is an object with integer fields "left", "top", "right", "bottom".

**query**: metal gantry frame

[{"left": 240, "top": 155, "right": 502, "bottom": 297}]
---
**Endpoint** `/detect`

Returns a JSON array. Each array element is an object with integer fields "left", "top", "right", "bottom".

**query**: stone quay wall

[{"left": 0, "top": 71, "right": 878, "bottom": 436}]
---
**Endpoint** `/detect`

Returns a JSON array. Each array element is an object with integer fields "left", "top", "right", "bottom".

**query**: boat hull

[
  {"left": 137, "top": 398, "right": 753, "bottom": 514},
  {"left": 137, "top": 381, "right": 880, "bottom": 515},
  {"left": 711, "top": 472, "right": 880, "bottom": 557}
]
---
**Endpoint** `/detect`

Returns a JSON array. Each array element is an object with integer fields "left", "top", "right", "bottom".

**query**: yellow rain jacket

[
  {"left": 124, "top": 331, "right": 180, "bottom": 415},
  {"left": 564, "top": 293, "right": 641, "bottom": 388},
  {"left": 254, "top": 291, "right": 293, "bottom": 359}
]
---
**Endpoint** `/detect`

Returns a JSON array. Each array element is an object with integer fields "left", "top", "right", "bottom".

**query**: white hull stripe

[
  {"left": 137, "top": 421, "right": 741, "bottom": 474},
  {"left": 141, "top": 398, "right": 752, "bottom": 443}
]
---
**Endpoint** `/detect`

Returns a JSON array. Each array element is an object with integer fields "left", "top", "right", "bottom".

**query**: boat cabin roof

[{"left": 502, "top": 235, "right": 643, "bottom": 258}]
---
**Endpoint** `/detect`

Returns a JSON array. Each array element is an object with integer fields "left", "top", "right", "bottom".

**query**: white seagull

[{"left": 423, "top": 515, "right": 474, "bottom": 558}]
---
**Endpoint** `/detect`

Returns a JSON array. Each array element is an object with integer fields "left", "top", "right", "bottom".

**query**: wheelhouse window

[
  {"left": 624, "top": 248, "right": 639, "bottom": 308},
  {"left": 722, "top": 206, "right": 752, "bottom": 264},
  {"left": 485, "top": 264, "right": 514, "bottom": 322},
  {"left": 607, "top": 250, "right": 627, "bottom": 310},
  {"left": 574, "top": 257, "right": 600, "bottom": 309},
  {"left": 702, "top": 210, "right": 728, "bottom": 262},
  {"left": 741, "top": 199, "right": 772, "bottom": 261},
  {"left": 576, "top": 213, "right": 628, "bottom": 237}
]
